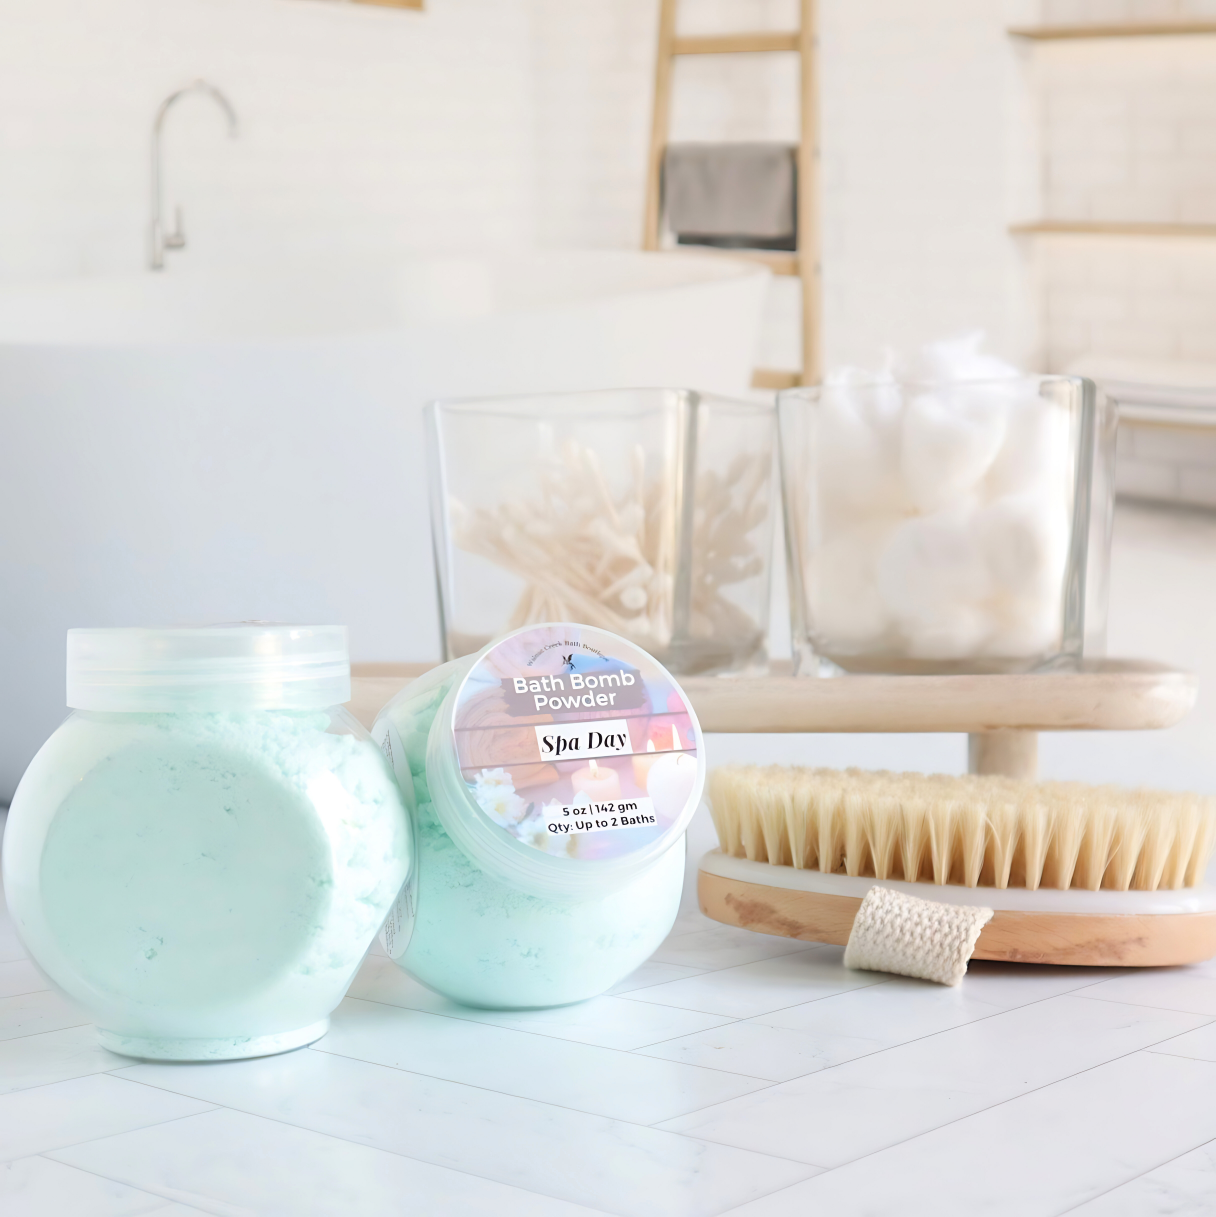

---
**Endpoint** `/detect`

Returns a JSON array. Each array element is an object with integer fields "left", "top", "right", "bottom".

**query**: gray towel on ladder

[{"left": 663, "top": 142, "right": 797, "bottom": 250}]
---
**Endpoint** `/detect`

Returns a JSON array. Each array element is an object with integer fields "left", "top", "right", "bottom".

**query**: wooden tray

[
  {"left": 348, "top": 658, "right": 1196, "bottom": 779},
  {"left": 349, "top": 658, "right": 1194, "bottom": 733},
  {"left": 698, "top": 852, "right": 1216, "bottom": 968}
]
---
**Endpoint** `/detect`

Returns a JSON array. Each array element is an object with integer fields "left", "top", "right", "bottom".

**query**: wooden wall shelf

[
  {"left": 1009, "top": 23, "right": 1216, "bottom": 41},
  {"left": 1011, "top": 221, "right": 1216, "bottom": 238}
]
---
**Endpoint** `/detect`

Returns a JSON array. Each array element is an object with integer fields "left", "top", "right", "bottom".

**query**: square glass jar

[
  {"left": 778, "top": 375, "right": 1116, "bottom": 675},
  {"left": 427, "top": 388, "right": 777, "bottom": 676}
]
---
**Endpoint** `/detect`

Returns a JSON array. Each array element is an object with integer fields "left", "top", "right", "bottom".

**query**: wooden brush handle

[{"left": 698, "top": 869, "right": 1216, "bottom": 967}]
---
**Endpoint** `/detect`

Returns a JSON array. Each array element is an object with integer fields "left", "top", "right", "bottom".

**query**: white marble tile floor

[
  {"left": 657, "top": 995, "right": 1209, "bottom": 1168},
  {"left": 1075, "top": 968, "right": 1216, "bottom": 1018},
  {"left": 1067, "top": 1139, "right": 1216, "bottom": 1217},
  {"left": 0, "top": 989, "right": 89, "bottom": 1042},
  {"left": 3, "top": 883, "right": 1216, "bottom": 1216},
  {"left": 347, "top": 954, "right": 733, "bottom": 1050},
  {"left": 312, "top": 996, "right": 770, "bottom": 1124},
  {"left": 1, "top": 1156, "right": 177, "bottom": 1217},
  {"left": 0, "top": 961, "right": 48, "bottom": 1000}
]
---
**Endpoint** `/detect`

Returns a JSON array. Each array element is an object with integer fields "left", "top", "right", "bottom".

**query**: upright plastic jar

[
  {"left": 3, "top": 624, "right": 412, "bottom": 1061},
  {"left": 372, "top": 622, "right": 704, "bottom": 1009}
]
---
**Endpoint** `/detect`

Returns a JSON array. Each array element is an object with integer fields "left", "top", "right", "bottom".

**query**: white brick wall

[
  {"left": 0, "top": 0, "right": 1036, "bottom": 375},
  {"left": 1118, "top": 421, "right": 1216, "bottom": 507},
  {"left": 1036, "top": 35, "right": 1216, "bottom": 226},
  {"left": 815, "top": 0, "right": 1038, "bottom": 369},
  {"left": 530, "top": 0, "right": 1040, "bottom": 373},
  {"left": 16, "top": 0, "right": 1216, "bottom": 386},
  {"left": 1042, "top": 1, "right": 1216, "bottom": 22},
  {"left": 1026, "top": 1, "right": 1216, "bottom": 374},
  {"left": 527, "top": 0, "right": 657, "bottom": 252},
  {"left": 1039, "top": 237, "right": 1216, "bottom": 367},
  {"left": 0, "top": 0, "right": 537, "bottom": 279}
]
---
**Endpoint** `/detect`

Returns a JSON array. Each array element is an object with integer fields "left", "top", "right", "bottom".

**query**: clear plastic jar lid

[
  {"left": 66, "top": 623, "right": 350, "bottom": 712},
  {"left": 426, "top": 623, "right": 705, "bottom": 900}
]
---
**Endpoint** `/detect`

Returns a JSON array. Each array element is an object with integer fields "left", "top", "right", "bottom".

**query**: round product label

[{"left": 450, "top": 624, "right": 702, "bottom": 862}]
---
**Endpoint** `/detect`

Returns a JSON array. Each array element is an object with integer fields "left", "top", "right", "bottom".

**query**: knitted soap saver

[{"left": 844, "top": 886, "right": 994, "bottom": 987}]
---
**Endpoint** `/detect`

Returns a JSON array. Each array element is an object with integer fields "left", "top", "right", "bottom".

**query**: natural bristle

[{"left": 707, "top": 766, "right": 1216, "bottom": 892}]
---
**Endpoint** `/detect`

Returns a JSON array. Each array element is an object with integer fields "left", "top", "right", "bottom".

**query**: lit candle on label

[
  {"left": 646, "top": 751, "right": 697, "bottom": 819},
  {"left": 570, "top": 758, "right": 621, "bottom": 803},
  {"left": 632, "top": 740, "right": 660, "bottom": 791}
]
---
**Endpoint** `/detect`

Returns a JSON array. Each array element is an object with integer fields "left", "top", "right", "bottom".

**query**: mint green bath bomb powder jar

[
  {"left": 372, "top": 623, "right": 703, "bottom": 1010},
  {"left": 3, "top": 625, "right": 412, "bottom": 1061}
]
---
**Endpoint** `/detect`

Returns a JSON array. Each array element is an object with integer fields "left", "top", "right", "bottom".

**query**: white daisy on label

[
  {"left": 470, "top": 768, "right": 530, "bottom": 827},
  {"left": 525, "top": 804, "right": 574, "bottom": 857}
]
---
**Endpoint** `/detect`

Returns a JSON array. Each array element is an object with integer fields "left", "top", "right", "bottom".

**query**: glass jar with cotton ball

[{"left": 779, "top": 335, "right": 1117, "bottom": 675}]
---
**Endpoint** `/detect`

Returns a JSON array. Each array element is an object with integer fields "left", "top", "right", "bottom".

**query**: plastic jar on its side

[
  {"left": 373, "top": 623, "right": 702, "bottom": 1010},
  {"left": 3, "top": 625, "right": 413, "bottom": 1061}
]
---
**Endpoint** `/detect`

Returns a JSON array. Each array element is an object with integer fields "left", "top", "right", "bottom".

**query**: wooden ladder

[{"left": 642, "top": 0, "right": 821, "bottom": 389}]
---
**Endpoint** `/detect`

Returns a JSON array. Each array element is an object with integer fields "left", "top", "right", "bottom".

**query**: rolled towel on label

[{"left": 844, "top": 886, "right": 994, "bottom": 986}]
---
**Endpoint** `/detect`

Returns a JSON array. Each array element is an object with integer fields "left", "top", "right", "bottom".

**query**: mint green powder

[
  {"left": 382, "top": 668, "right": 683, "bottom": 1009},
  {"left": 5, "top": 707, "right": 410, "bottom": 1057}
]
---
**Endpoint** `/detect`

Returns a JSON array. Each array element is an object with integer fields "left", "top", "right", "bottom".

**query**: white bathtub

[{"left": 0, "top": 251, "right": 767, "bottom": 797}]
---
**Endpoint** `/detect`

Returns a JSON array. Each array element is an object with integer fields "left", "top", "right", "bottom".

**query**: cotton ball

[
  {"left": 824, "top": 363, "right": 894, "bottom": 387},
  {"left": 878, "top": 507, "right": 998, "bottom": 659},
  {"left": 815, "top": 384, "right": 908, "bottom": 519},
  {"left": 809, "top": 520, "right": 899, "bottom": 647},
  {"left": 973, "top": 493, "right": 1070, "bottom": 603},
  {"left": 875, "top": 510, "right": 993, "bottom": 631},
  {"left": 981, "top": 594, "right": 1063, "bottom": 659},
  {"left": 985, "top": 394, "right": 1073, "bottom": 499},
  {"left": 900, "top": 390, "right": 1009, "bottom": 513},
  {"left": 895, "top": 331, "right": 1021, "bottom": 383},
  {"left": 904, "top": 606, "right": 994, "bottom": 660}
]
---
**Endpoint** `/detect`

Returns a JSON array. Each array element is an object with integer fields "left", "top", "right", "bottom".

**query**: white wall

[
  {"left": 528, "top": 0, "right": 1040, "bottom": 372},
  {"left": 0, "top": 0, "right": 1036, "bottom": 361},
  {"left": 0, "top": 0, "right": 537, "bottom": 279},
  {"left": 1027, "top": 1, "right": 1216, "bottom": 370},
  {"left": 817, "top": 0, "right": 1038, "bottom": 368}
]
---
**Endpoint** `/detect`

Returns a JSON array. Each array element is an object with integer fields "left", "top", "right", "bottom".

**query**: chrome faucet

[{"left": 149, "top": 79, "right": 239, "bottom": 271}]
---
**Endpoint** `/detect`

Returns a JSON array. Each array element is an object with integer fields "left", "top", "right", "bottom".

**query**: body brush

[{"left": 701, "top": 766, "right": 1216, "bottom": 968}]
